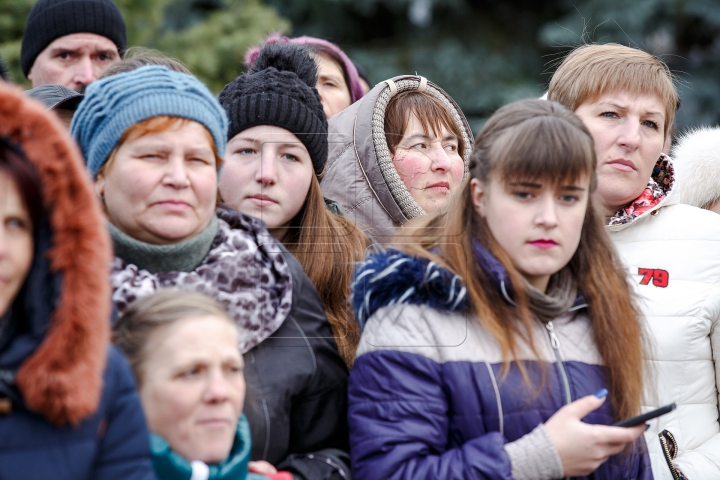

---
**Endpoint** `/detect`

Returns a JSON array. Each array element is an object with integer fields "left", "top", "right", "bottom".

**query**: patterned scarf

[{"left": 111, "top": 209, "right": 292, "bottom": 353}]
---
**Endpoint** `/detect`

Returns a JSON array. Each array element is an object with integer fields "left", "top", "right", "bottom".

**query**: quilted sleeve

[
  {"left": 348, "top": 348, "right": 514, "bottom": 480},
  {"left": 673, "top": 315, "right": 720, "bottom": 478}
]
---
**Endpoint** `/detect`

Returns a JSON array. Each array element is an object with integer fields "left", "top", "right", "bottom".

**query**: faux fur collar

[
  {"left": 0, "top": 84, "right": 112, "bottom": 425},
  {"left": 351, "top": 249, "right": 468, "bottom": 329},
  {"left": 351, "top": 245, "right": 587, "bottom": 329}
]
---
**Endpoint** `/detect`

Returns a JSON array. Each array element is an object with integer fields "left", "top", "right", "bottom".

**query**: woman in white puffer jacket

[{"left": 548, "top": 44, "right": 720, "bottom": 480}]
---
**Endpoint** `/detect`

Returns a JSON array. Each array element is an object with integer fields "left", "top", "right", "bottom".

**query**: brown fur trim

[{"left": 0, "top": 83, "right": 112, "bottom": 426}]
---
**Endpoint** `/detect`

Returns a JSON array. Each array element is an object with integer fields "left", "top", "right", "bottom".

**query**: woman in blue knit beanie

[
  {"left": 70, "top": 65, "right": 302, "bottom": 479},
  {"left": 72, "top": 64, "right": 351, "bottom": 480}
]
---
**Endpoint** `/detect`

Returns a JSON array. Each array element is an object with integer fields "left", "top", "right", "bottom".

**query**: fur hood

[
  {"left": 0, "top": 83, "right": 112, "bottom": 425},
  {"left": 320, "top": 75, "right": 473, "bottom": 242},
  {"left": 671, "top": 126, "right": 720, "bottom": 209}
]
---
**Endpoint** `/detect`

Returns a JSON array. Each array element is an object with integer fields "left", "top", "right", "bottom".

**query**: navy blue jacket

[
  {"left": 348, "top": 249, "right": 653, "bottom": 480},
  {"left": 0, "top": 347, "right": 155, "bottom": 479},
  {"left": 0, "top": 85, "right": 155, "bottom": 480}
]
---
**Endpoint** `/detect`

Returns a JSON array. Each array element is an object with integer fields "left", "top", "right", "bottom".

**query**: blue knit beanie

[{"left": 71, "top": 65, "right": 228, "bottom": 177}]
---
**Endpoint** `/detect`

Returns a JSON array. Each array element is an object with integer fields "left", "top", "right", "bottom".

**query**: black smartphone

[{"left": 611, "top": 403, "right": 677, "bottom": 428}]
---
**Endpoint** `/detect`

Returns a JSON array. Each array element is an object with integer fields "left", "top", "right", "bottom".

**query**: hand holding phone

[{"left": 612, "top": 403, "right": 677, "bottom": 428}]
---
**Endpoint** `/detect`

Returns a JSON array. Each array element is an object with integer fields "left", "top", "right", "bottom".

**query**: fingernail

[
  {"left": 594, "top": 388, "right": 608, "bottom": 398},
  {"left": 645, "top": 424, "right": 651, "bottom": 431}
]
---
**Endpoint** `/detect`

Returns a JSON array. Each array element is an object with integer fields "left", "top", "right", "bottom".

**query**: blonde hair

[
  {"left": 547, "top": 43, "right": 678, "bottom": 136},
  {"left": 112, "top": 289, "right": 237, "bottom": 386}
]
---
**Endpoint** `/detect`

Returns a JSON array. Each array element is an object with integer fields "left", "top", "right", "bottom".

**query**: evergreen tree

[{"left": 0, "top": 0, "right": 289, "bottom": 91}]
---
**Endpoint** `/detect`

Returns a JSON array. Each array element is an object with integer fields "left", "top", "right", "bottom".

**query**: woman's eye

[
  {"left": 190, "top": 157, "right": 211, "bottom": 164},
  {"left": 180, "top": 368, "right": 201, "bottom": 378},
  {"left": 6, "top": 217, "right": 30, "bottom": 230},
  {"left": 281, "top": 153, "right": 299, "bottom": 162},
  {"left": 560, "top": 195, "right": 580, "bottom": 204},
  {"left": 139, "top": 153, "right": 161, "bottom": 160},
  {"left": 411, "top": 143, "right": 426, "bottom": 150},
  {"left": 236, "top": 148, "right": 255, "bottom": 155},
  {"left": 513, "top": 191, "right": 533, "bottom": 200},
  {"left": 225, "top": 365, "right": 243, "bottom": 375},
  {"left": 642, "top": 120, "right": 659, "bottom": 130},
  {"left": 444, "top": 144, "right": 458, "bottom": 152},
  {"left": 601, "top": 111, "right": 618, "bottom": 119}
]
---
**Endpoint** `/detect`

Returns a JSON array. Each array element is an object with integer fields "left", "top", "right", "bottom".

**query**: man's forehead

[{"left": 45, "top": 32, "right": 118, "bottom": 52}]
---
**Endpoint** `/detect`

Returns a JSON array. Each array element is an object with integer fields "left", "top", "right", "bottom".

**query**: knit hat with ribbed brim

[
  {"left": 21, "top": 0, "right": 127, "bottom": 77},
  {"left": 219, "top": 43, "right": 328, "bottom": 175},
  {"left": 71, "top": 65, "right": 228, "bottom": 177}
]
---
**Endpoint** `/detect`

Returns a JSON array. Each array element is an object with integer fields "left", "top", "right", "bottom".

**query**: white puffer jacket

[{"left": 609, "top": 154, "right": 720, "bottom": 479}]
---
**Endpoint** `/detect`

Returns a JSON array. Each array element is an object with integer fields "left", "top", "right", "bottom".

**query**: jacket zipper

[
  {"left": 545, "top": 321, "right": 571, "bottom": 480},
  {"left": 545, "top": 321, "right": 572, "bottom": 405}
]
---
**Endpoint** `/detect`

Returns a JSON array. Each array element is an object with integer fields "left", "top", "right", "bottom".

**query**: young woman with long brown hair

[
  {"left": 219, "top": 42, "right": 369, "bottom": 367},
  {"left": 347, "top": 99, "right": 652, "bottom": 479}
]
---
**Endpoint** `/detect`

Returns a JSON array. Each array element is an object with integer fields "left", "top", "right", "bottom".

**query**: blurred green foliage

[
  {"left": 268, "top": 0, "right": 720, "bottom": 133},
  {"left": 2, "top": 0, "right": 719, "bottom": 133},
  {"left": 0, "top": 0, "right": 289, "bottom": 91}
]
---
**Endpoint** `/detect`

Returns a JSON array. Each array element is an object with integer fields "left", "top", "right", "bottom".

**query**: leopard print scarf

[{"left": 110, "top": 209, "right": 293, "bottom": 353}]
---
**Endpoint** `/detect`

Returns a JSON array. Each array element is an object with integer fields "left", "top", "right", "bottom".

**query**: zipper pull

[{"left": 545, "top": 321, "right": 560, "bottom": 350}]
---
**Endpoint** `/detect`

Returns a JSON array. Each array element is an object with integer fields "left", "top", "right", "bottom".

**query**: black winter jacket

[{"left": 244, "top": 250, "right": 351, "bottom": 480}]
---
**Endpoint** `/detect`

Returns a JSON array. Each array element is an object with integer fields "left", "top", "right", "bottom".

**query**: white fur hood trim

[{"left": 671, "top": 126, "right": 720, "bottom": 208}]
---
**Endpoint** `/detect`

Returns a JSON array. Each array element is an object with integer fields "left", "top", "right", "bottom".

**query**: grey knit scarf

[
  {"left": 108, "top": 215, "right": 219, "bottom": 274},
  {"left": 523, "top": 267, "right": 578, "bottom": 323}
]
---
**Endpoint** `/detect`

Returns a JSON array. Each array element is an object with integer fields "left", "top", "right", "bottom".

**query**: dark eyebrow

[
  {"left": 509, "top": 182, "right": 586, "bottom": 192},
  {"left": 509, "top": 182, "right": 542, "bottom": 189},
  {"left": 559, "top": 185, "right": 586, "bottom": 192},
  {"left": 49, "top": 47, "right": 80, "bottom": 56},
  {"left": 272, "top": 142, "right": 307, "bottom": 150},
  {"left": 443, "top": 135, "right": 459, "bottom": 142},
  {"left": 95, "top": 49, "right": 118, "bottom": 58}
]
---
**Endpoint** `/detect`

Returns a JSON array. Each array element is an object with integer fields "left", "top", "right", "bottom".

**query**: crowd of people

[{"left": 2, "top": 0, "right": 720, "bottom": 479}]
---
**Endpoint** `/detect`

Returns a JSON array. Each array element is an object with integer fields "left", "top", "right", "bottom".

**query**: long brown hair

[
  {"left": 281, "top": 176, "right": 369, "bottom": 367},
  {"left": 398, "top": 99, "right": 645, "bottom": 421}
]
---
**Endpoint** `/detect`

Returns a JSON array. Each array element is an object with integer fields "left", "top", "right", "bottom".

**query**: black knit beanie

[
  {"left": 21, "top": 0, "right": 127, "bottom": 77},
  {"left": 219, "top": 43, "right": 328, "bottom": 175}
]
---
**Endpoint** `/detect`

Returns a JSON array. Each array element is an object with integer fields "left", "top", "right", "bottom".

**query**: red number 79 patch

[{"left": 638, "top": 268, "right": 669, "bottom": 288}]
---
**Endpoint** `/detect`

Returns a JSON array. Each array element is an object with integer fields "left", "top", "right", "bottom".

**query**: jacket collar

[
  {"left": 352, "top": 242, "right": 586, "bottom": 330},
  {"left": 150, "top": 414, "right": 261, "bottom": 480}
]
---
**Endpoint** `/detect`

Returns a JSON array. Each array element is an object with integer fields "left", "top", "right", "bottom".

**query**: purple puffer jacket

[{"left": 348, "top": 248, "right": 653, "bottom": 480}]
